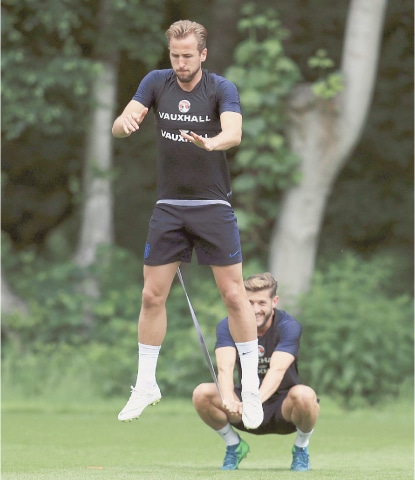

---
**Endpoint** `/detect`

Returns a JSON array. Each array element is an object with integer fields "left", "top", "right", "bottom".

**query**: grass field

[{"left": 2, "top": 397, "right": 413, "bottom": 480}]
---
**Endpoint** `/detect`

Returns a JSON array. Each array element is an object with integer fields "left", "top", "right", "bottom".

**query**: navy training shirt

[
  {"left": 215, "top": 309, "right": 302, "bottom": 396},
  {"left": 132, "top": 69, "right": 241, "bottom": 203}
]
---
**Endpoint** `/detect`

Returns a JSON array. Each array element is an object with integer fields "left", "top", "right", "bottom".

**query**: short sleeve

[
  {"left": 132, "top": 70, "right": 169, "bottom": 108},
  {"left": 274, "top": 313, "right": 302, "bottom": 358},
  {"left": 215, "top": 318, "right": 236, "bottom": 350}
]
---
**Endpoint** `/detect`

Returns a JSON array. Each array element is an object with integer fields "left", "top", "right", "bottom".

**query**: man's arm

[
  {"left": 180, "top": 111, "right": 242, "bottom": 151},
  {"left": 216, "top": 346, "right": 243, "bottom": 415},
  {"left": 259, "top": 351, "right": 295, "bottom": 403},
  {"left": 112, "top": 100, "right": 149, "bottom": 138}
]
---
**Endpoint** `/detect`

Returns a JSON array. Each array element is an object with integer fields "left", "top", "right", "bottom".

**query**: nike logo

[
  {"left": 241, "top": 350, "right": 254, "bottom": 356},
  {"left": 229, "top": 250, "right": 240, "bottom": 258}
]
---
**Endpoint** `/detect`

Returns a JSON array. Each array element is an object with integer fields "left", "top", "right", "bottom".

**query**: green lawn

[{"left": 1, "top": 397, "right": 413, "bottom": 479}]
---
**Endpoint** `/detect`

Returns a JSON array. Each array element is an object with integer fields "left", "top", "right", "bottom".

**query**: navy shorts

[
  {"left": 232, "top": 386, "right": 297, "bottom": 435},
  {"left": 143, "top": 203, "right": 243, "bottom": 266}
]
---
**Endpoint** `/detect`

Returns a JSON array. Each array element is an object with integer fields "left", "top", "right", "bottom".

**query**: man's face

[
  {"left": 169, "top": 34, "right": 207, "bottom": 86},
  {"left": 247, "top": 289, "right": 279, "bottom": 335}
]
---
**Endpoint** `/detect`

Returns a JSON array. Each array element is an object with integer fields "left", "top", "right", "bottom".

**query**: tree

[
  {"left": 73, "top": 0, "right": 118, "bottom": 267},
  {"left": 269, "top": 0, "right": 388, "bottom": 304}
]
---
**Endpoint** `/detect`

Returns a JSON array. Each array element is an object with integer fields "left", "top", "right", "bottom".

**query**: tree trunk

[
  {"left": 74, "top": 60, "right": 118, "bottom": 267},
  {"left": 72, "top": 0, "right": 119, "bottom": 330},
  {"left": 269, "top": 0, "right": 388, "bottom": 305},
  {"left": 74, "top": 0, "right": 119, "bottom": 268}
]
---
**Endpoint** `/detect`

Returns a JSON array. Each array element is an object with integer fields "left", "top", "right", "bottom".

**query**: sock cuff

[
  {"left": 138, "top": 343, "right": 161, "bottom": 354},
  {"left": 294, "top": 428, "right": 314, "bottom": 448},
  {"left": 216, "top": 423, "right": 232, "bottom": 435},
  {"left": 235, "top": 339, "right": 258, "bottom": 349}
]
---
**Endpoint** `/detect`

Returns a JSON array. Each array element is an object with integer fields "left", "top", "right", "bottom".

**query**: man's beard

[
  {"left": 258, "top": 311, "right": 273, "bottom": 330},
  {"left": 175, "top": 66, "right": 201, "bottom": 84}
]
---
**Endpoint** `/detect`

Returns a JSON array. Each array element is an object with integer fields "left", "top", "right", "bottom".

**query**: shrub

[{"left": 297, "top": 253, "right": 414, "bottom": 408}]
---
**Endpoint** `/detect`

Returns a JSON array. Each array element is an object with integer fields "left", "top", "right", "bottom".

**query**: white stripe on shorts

[{"left": 156, "top": 199, "right": 231, "bottom": 207}]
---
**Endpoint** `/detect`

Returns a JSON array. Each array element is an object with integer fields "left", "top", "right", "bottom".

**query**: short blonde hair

[
  {"left": 244, "top": 272, "right": 278, "bottom": 297},
  {"left": 165, "top": 20, "right": 207, "bottom": 52}
]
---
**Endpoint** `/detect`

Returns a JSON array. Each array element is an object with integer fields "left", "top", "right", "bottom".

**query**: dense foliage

[{"left": 226, "top": 5, "right": 301, "bottom": 251}]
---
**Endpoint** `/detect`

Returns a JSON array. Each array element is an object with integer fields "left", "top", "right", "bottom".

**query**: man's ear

[{"left": 272, "top": 295, "right": 279, "bottom": 308}]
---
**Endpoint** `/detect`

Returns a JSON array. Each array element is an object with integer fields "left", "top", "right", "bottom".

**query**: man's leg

[
  {"left": 138, "top": 262, "right": 180, "bottom": 346},
  {"left": 211, "top": 263, "right": 256, "bottom": 342},
  {"left": 281, "top": 385, "right": 320, "bottom": 471},
  {"left": 118, "top": 262, "right": 179, "bottom": 421},
  {"left": 211, "top": 264, "right": 263, "bottom": 430},
  {"left": 193, "top": 383, "right": 230, "bottom": 429},
  {"left": 282, "top": 384, "right": 320, "bottom": 437},
  {"left": 192, "top": 383, "right": 250, "bottom": 470}
]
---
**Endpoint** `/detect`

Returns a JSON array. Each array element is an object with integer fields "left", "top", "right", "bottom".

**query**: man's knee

[
  {"left": 192, "top": 383, "right": 216, "bottom": 408},
  {"left": 141, "top": 285, "right": 166, "bottom": 310},
  {"left": 219, "top": 282, "right": 245, "bottom": 311},
  {"left": 288, "top": 385, "right": 319, "bottom": 411}
]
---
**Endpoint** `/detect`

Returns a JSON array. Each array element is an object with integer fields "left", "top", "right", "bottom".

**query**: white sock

[
  {"left": 235, "top": 339, "right": 260, "bottom": 392},
  {"left": 135, "top": 343, "right": 161, "bottom": 389},
  {"left": 216, "top": 423, "right": 240, "bottom": 446},
  {"left": 294, "top": 428, "right": 314, "bottom": 448}
]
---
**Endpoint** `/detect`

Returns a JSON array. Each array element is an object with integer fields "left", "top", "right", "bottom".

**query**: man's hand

[
  {"left": 122, "top": 108, "right": 149, "bottom": 136},
  {"left": 222, "top": 398, "right": 243, "bottom": 416},
  {"left": 180, "top": 130, "right": 215, "bottom": 151},
  {"left": 178, "top": 111, "right": 241, "bottom": 150}
]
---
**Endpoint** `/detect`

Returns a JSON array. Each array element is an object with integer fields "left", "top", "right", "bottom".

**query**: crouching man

[{"left": 192, "top": 272, "right": 320, "bottom": 471}]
